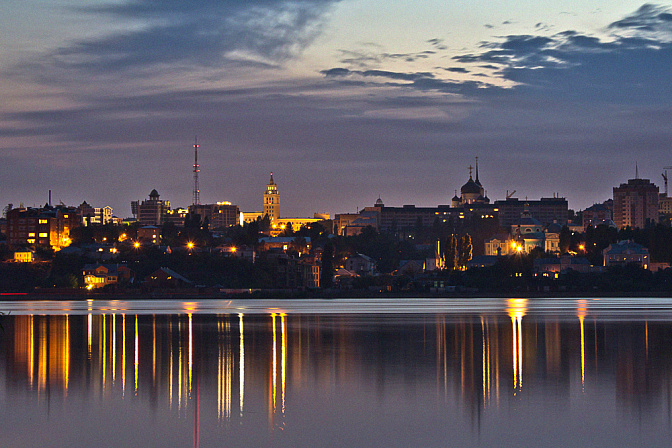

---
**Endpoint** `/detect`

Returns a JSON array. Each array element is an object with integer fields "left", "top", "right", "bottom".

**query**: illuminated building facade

[
  {"left": 6, "top": 205, "right": 79, "bottom": 250},
  {"left": 82, "top": 263, "right": 134, "bottom": 289},
  {"left": 164, "top": 208, "right": 188, "bottom": 227},
  {"left": 77, "top": 202, "right": 116, "bottom": 226},
  {"left": 13, "top": 250, "right": 34, "bottom": 262},
  {"left": 613, "top": 178, "right": 659, "bottom": 229}
]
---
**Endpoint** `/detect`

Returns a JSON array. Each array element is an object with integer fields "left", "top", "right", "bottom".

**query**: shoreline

[{"left": 2, "top": 290, "right": 672, "bottom": 301}]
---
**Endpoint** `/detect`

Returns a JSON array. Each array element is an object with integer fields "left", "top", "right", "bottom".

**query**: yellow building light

[
  {"left": 134, "top": 242, "right": 140, "bottom": 249},
  {"left": 187, "top": 242, "right": 195, "bottom": 249},
  {"left": 39, "top": 233, "right": 47, "bottom": 238},
  {"left": 39, "top": 219, "right": 47, "bottom": 224}
]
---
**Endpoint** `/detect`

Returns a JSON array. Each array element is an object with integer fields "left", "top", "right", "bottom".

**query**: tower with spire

[
  {"left": 456, "top": 157, "right": 489, "bottom": 206},
  {"left": 263, "top": 172, "right": 280, "bottom": 222}
]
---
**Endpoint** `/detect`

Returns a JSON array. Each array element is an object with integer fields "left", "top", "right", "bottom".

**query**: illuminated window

[
  {"left": 27, "top": 239, "right": 35, "bottom": 244},
  {"left": 39, "top": 233, "right": 48, "bottom": 238},
  {"left": 28, "top": 233, "right": 35, "bottom": 237},
  {"left": 39, "top": 219, "right": 47, "bottom": 224},
  {"left": 64, "top": 215, "right": 69, "bottom": 218}
]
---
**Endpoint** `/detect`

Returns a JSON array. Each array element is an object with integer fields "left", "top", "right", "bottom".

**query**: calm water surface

[{"left": 1, "top": 297, "right": 671, "bottom": 448}]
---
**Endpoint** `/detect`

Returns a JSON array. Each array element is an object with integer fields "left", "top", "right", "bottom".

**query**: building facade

[
  {"left": 613, "top": 178, "right": 659, "bottom": 229},
  {"left": 189, "top": 202, "right": 240, "bottom": 229},
  {"left": 136, "top": 189, "right": 171, "bottom": 226},
  {"left": 494, "top": 197, "right": 568, "bottom": 227}
]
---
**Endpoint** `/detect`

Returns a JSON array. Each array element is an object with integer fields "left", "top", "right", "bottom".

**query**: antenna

[{"left": 193, "top": 136, "right": 200, "bottom": 206}]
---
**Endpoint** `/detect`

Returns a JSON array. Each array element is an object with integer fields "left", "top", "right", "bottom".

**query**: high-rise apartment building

[{"left": 613, "top": 178, "right": 659, "bottom": 229}]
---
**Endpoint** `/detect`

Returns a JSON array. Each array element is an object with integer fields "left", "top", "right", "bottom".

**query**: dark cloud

[
  {"left": 320, "top": 67, "right": 500, "bottom": 96},
  {"left": 445, "top": 67, "right": 470, "bottom": 73},
  {"left": 443, "top": 5, "right": 672, "bottom": 104},
  {"left": 609, "top": 3, "right": 672, "bottom": 31},
  {"left": 19, "top": 0, "right": 341, "bottom": 78},
  {"left": 427, "top": 38, "right": 447, "bottom": 50},
  {"left": 321, "top": 68, "right": 433, "bottom": 81}
]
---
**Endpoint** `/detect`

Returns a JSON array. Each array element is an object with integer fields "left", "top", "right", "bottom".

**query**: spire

[
  {"left": 475, "top": 156, "right": 480, "bottom": 183},
  {"left": 269, "top": 171, "right": 275, "bottom": 185},
  {"left": 468, "top": 164, "right": 473, "bottom": 179},
  {"left": 635, "top": 162, "right": 639, "bottom": 179}
]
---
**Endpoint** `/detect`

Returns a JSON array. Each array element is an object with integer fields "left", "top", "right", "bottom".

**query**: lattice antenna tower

[{"left": 193, "top": 136, "right": 200, "bottom": 205}]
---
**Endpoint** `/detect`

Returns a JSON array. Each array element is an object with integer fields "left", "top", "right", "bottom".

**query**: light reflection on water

[{"left": 0, "top": 298, "right": 672, "bottom": 447}]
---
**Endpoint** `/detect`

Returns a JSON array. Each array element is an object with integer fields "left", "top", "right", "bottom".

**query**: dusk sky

[{"left": 2, "top": 0, "right": 672, "bottom": 218}]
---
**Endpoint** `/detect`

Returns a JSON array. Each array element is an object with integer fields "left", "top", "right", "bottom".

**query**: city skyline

[{"left": 2, "top": 1, "right": 672, "bottom": 216}]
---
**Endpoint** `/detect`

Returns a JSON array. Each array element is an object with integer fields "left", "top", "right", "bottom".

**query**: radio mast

[{"left": 193, "top": 136, "right": 200, "bottom": 205}]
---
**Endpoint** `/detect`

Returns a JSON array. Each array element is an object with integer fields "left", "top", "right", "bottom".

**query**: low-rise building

[
  {"left": 397, "top": 259, "right": 425, "bottom": 277},
  {"left": 258, "top": 236, "right": 311, "bottom": 255},
  {"left": 603, "top": 240, "right": 650, "bottom": 269},
  {"left": 137, "top": 226, "right": 161, "bottom": 245},
  {"left": 534, "top": 256, "right": 592, "bottom": 274},
  {"left": 82, "top": 263, "right": 134, "bottom": 289},
  {"left": 582, "top": 203, "right": 613, "bottom": 230},
  {"left": 345, "top": 253, "right": 377, "bottom": 276},
  {"left": 14, "top": 250, "right": 34, "bottom": 263},
  {"left": 144, "top": 267, "right": 191, "bottom": 288}
]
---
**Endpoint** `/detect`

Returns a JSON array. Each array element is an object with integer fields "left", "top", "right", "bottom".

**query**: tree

[
  {"left": 559, "top": 226, "right": 572, "bottom": 253},
  {"left": 444, "top": 235, "right": 458, "bottom": 271},
  {"left": 459, "top": 234, "right": 473, "bottom": 268},
  {"left": 321, "top": 241, "right": 334, "bottom": 288}
]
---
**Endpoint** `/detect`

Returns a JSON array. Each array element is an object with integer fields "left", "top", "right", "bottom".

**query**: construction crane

[
  {"left": 506, "top": 190, "right": 516, "bottom": 199},
  {"left": 664, "top": 166, "right": 672, "bottom": 197}
]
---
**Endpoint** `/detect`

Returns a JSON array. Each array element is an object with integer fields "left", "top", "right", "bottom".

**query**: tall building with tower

[
  {"left": 263, "top": 172, "right": 280, "bottom": 222},
  {"left": 136, "top": 189, "right": 171, "bottom": 226}
]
